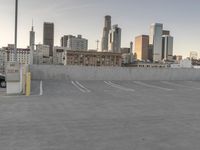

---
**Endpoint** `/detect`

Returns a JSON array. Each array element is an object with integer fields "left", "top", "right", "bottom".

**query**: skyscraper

[
  {"left": 130, "top": 41, "right": 133, "bottom": 53},
  {"left": 162, "top": 35, "right": 173, "bottom": 60},
  {"left": 108, "top": 24, "right": 121, "bottom": 53},
  {"left": 43, "top": 22, "right": 54, "bottom": 56},
  {"left": 29, "top": 23, "right": 35, "bottom": 65},
  {"left": 162, "top": 30, "right": 170, "bottom": 36},
  {"left": 149, "top": 23, "right": 163, "bottom": 62},
  {"left": 101, "top": 15, "right": 111, "bottom": 52},
  {"left": 135, "top": 35, "right": 149, "bottom": 61}
]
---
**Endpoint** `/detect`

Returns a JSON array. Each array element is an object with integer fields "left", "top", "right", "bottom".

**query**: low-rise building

[
  {"left": 192, "top": 59, "right": 200, "bottom": 66},
  {"left": 64, "top": 50, "right": 122, "bottom": 67},
  {"left": 53, "top": 47, "right": 69, "bottom": 65},
  {"left": 127, "top": 62, "right": 169, "bottom": 68},
  {"left": 0, "top": 48, "right": 6, "bottom": 74},
  {"left": 122, "top": 53, "right": 134, "bottom": 65},
  {"left": 3, "top": 46, "right": 30, "bottom": 64},
  {"left": 171, "top": 59, "right": 192, "bottom": 68}
]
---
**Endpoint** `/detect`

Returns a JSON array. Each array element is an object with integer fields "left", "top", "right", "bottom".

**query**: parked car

[{"left": 0, "top": 74, "right": 6, "bottom": 88}]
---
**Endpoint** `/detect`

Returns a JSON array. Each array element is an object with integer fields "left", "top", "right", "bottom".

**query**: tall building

[
  {"left": 162, "top": 35, "right": 173, "bottom": 60},
  {"left": 60, "top": 35, "right": 88, "bottom": 51},
  {"left": 149, "top": 23, "right": 163, "bottom": 62},
  {"left": 101, "top": 15, "right": 111, "bottom": 52},
  {"left": 162, "top": 30, "right": 170, "bottom": 36},
  {"left": 43, "top": 22, "right": 54, "bottom": 56},
  {"left": 130, "top": 41, "right": 133, "bottom": 53},
  {"left": 148, "top": 44, "right": 153, "bottom": 62},
  {"left": 29, "top": 24, "right": 35, "bottom": 65},
  {"left": 108, "top": 24, "right": 121, "bottom": 53},
  {"left": 135, "top": 35, "right": 149, "bottom": 61}
]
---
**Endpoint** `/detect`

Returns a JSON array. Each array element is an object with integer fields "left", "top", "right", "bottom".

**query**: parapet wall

[{"left": 30, "top": 65, "right": 200, "bottom": 81}]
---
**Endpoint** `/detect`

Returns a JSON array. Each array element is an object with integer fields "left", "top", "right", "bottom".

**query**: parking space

[
  {"left": 11, "top": 80, "right": 200, "bottom": 98},
  {"left": 0, "top": 87, "right": 6, "bottom": 95},
  {"left": 172, "top": 81, "right": 200, "bottom": 89},
  {"left": 31, "top": 80, "right": 41, "bottom": 96},
  {"left": 133, "top": 81, "right": 173, "bottom": 91},
  {"left": 161, "top": 81, "right": 200, "bottom": 90},
  {"left": 36, "top": 80, "right": 200, "bottom": 105},
  {"left": 42, "top": 80, "right": 82, "bottom": 96},
  {"left": 1, "top": 80, "right": 200, "bottom": 149},
  {"left": 37, "top": 80, "right": 200, "bottom": 97}
]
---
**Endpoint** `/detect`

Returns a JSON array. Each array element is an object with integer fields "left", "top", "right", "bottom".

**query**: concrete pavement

[{"left": 1, "top": 80, "right": 200, "bottom": 149}]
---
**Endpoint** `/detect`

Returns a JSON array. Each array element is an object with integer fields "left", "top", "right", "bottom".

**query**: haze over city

[{"left": 0, "top": 0, "right": 200, "bottom": 57}]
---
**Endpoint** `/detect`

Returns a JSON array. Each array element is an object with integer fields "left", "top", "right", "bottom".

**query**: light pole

[{"left": 14, "top": 0, "right": 18, "bottom": 62}]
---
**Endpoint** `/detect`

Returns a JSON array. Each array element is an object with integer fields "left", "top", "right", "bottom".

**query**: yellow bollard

[{"left": 26, "top": 72, "right": 31, "bottom": 96}]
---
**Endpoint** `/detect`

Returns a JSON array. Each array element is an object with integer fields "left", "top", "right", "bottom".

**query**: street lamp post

[{"left": 14, "top": 0, "right": 18, "bottom": 62}]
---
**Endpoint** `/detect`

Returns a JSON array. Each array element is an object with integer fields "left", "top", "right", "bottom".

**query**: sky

[{"left": 0, "top": 0, "right": 200, "bottom": 58}]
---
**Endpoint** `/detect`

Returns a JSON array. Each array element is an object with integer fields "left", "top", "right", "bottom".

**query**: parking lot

[
  {"left": 1, "top": 80, "right": 200, "bottom": 149},
  {"left": 0, "top": 86, "right": 6, "bottom": 95}
]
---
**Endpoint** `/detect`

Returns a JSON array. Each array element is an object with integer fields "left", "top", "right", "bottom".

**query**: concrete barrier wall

[{"left": 30, "top": 65, "right": 200, "bottom": 81}]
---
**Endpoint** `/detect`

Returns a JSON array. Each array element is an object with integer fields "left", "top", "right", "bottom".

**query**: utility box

[
  {"left": 6, "top": 62, "right": 21, "bottom": 95},
  {"left": 6, "top": 62, "right": 20, "bottom": 81}
]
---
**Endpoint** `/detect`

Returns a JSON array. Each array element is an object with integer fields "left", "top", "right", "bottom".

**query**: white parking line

[
  {"left": 40, "top": 80, "right": 43, "bottom": 96},
  {"left": 134, "top": 81, "right": 173, "bottom": 91},
  {"left": 71, "top": 81, "right": 90, "bottom": 93},
  {"left": 184, "top": 81, "right": 200, "bottom": 85},
  {"left": 161, "top": 81, "right": 200, "bottom": 90},
  {"left": 104, "top": 81, "right": 135, "bottom": 92},
  {"left": 75, "top": 81, "right": 91, "bottom": 93},
  {"left": 71, "top": 81, "right": 86, "bottom": 93}
]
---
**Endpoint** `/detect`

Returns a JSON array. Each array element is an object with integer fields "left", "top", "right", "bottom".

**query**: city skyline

[{"left": 0, "top": 0, "right": 200, "bottom": 58}]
